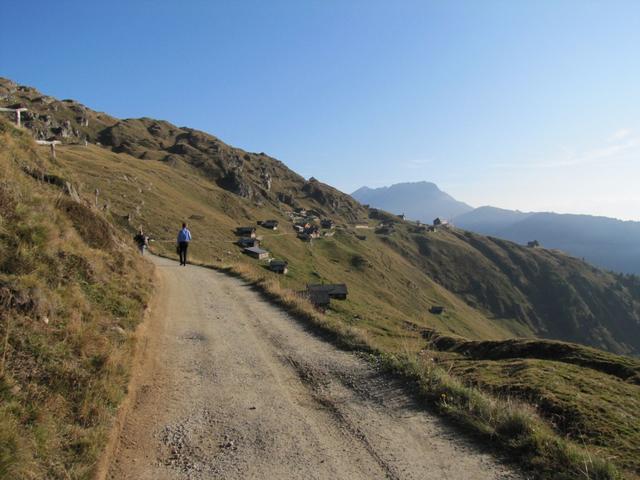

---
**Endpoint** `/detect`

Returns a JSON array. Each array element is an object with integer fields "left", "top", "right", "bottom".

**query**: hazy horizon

[
  {"left": 350, "top": 180, "right": 640, "bottom": 222},
  {"left": 2, "top": 1, "right": 639, "bottom": 221}
]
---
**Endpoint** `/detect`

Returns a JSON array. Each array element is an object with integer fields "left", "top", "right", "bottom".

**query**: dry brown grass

[{"left": 0, "top": 120, "right": 153, "bottom": 479}]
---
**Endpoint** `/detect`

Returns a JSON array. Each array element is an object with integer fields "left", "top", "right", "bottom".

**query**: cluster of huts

[
  {"left": 234, "top": 210, "right": 338, "bottom": 275},
  {"left": 235, "top": 221, "right": 288, "bottom": 274},
  {"left": 374, "top": 216, "right": 452, "bottom": 236},
  {"left": 234, "top": 209, "right": 350, "bottom": 309},
  {"left": 294, "top": 222, "right": 320, "bottom": 241},
  {"left": 286, "top": 208, "right": 336, "bottom": 242},
  {"left": 234, "top": 208, "right": 452, "bottom": 313},
  {"left": 232, "top": 210, "right": 453, "bottom": 315}
]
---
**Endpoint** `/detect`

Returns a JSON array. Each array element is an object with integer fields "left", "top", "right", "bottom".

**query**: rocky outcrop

[
  {"left": 217, "top": 169, "right": 254, "bottom": 198},
  {"left": 0, "top": 77, "right": 367, "bottom": 219},
  {"left": 0, "top": 78, "right": 115, "bottom": 142},
  {"left": 260, "top": 168, "right": 272, "bottom": 191}
]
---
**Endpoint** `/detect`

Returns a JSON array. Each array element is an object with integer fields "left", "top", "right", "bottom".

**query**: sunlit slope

[
  {"left": 0, "top": 120, "right": 153, "bottom": 478},
  {"left": 58, "top": 144, "right": 516, "bottom": 347},
  {"left": 57, "top": 142, "right": 640, "bottom": 355},
  {"left": 26, "top": 134, "right": 640, "bottom": 480},
  {"left": 6, "top": 76, "right": 640, "bottom": 478},
  {"left": 5, "top": 76, "right": 639, "bottom": 355},
  {"left": 375, "top": 224, "right": 640, "bottom": 354}
]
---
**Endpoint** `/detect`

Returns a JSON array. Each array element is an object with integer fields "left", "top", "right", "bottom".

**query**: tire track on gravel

[{"left": 103, "top": 255, "right": 523, "bottom": 480}]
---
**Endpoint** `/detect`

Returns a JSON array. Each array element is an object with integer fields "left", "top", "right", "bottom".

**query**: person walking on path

[
  {"left": 177, "top": 223, "right": 192, "bottom": 266},
  {"left": 134, "top": 228, "right": 148, "bottom": 255}
]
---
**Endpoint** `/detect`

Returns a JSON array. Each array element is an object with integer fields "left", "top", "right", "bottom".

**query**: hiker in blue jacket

[{"left": 177, "top": 223, "right": 192, "bottom": 266}]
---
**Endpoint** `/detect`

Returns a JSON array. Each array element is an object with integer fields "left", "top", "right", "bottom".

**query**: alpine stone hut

[
  {"left": 236, "top": 226, "right": 257, "bottom": 238},
  {"left": 244, "top": 246, "right": 269, "bottom": 260},
  {"left": 269, "top": 259, "right": 289, "bottom": 274}
]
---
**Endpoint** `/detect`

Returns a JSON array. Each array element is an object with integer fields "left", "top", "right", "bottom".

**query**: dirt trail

[{"left": 104, "top": 255, "right": 522, "bottom": 480}]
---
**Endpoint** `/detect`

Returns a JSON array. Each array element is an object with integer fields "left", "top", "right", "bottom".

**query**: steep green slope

[
  {"left": 5, "top": 77, "right": 636, "bottom": 354},
  {"left": 57, "top": 143, "right": 509, "bottom": 347},
  {"left": 380, "top": 227, "right": 640, "bottom": 354},
  {"left": 0, "top": 120, "right": 153, "bottom": 479}
]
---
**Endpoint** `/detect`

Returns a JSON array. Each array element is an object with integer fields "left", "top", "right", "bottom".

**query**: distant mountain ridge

[
  {"left": 353, "top": 181, "right": 640, "bottom": 275},
  {"left": 351, "top": 182, "right": 473, "bottom": 223},
  {"left": 454, "top": 206, "right": 640, "bottom": 275}
]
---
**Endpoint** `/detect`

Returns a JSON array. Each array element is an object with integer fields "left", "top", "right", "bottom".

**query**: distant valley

[{"left": 352, "top": 182, "right": 640, "bottom": 275}]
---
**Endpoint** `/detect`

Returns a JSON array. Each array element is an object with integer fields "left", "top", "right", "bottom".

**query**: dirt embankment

[{"left": 101, "top": 255, "right": 522, "bottom": 480}]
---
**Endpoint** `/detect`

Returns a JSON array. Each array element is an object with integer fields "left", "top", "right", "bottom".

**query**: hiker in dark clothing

[
  {"left": 134, "top": 228, "right": 148, "bottom": 255},
  {"left": 177, "top": 223, "right": 192, "bottom": 266}
]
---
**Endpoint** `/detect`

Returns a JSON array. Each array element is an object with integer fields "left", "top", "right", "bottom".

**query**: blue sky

[{"left": 2, "top": 0, "right": 639, "bottom": 220}]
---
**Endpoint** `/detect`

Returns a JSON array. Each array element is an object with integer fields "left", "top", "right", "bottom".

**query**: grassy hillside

[
  {"left": 55, "top": 138, "right": 640, "bottom": 478},
  {"left": 455, "top": 206, "right": 640, "bottom": 275},
  {"left": 423, "top": 331, "right": 640, "bottom": 474},
  {"left": 56, "top": 142, "right": 522, "bottom": 346},
  {"left": 4, "top": 78, "right": 640, "bottom": 478},
  {"left": 44, "top": 132, "right": 640, "bottom": 355},
  {"left": 4, "top": 76, "right": 640, "bottom": 355},
  {"left": 380, "top": 227, "right": 640, "bottom": 354},
  {"left": 0, "top": 120, "right": 153, "bottom": 479}
]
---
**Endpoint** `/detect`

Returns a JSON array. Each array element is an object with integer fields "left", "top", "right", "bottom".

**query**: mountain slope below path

[{"left": 103, "top": 255, "right": 521, "bottom": 480}]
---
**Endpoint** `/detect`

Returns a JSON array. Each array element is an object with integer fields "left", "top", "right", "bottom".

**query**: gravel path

[{"left": 104, "top": 255, "right": 523, "bottom": 479}]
